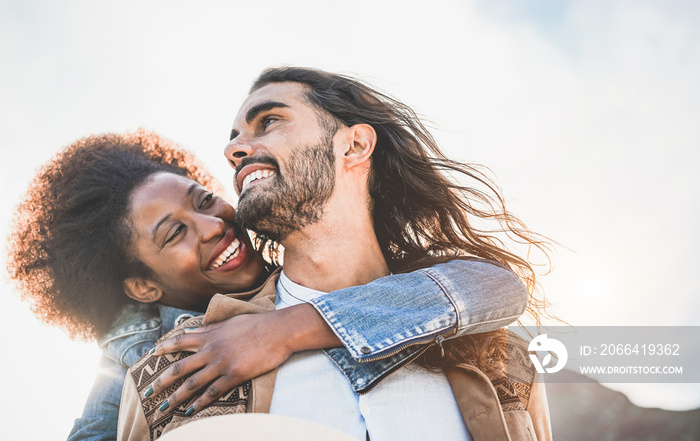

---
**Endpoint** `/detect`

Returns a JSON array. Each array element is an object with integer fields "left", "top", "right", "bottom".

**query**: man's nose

[
  {"left": 199, "top": 214, "right": 226, "bottom": 242},
  {"left": 224, "top": 138, "right": 253, "bottom": 170}
]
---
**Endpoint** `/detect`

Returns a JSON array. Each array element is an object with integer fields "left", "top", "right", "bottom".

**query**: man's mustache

[{"left": 235, "top": 156, "right": 279, "bottom": 177}]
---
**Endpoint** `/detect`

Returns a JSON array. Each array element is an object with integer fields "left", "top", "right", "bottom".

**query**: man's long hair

[{"left": 252, "top": 67, "right": 554, "bottom": 370}]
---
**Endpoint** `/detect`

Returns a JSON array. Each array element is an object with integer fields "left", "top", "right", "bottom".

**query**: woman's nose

[{"left": 199, "top": 214, "right": 226, "bottom": 242}]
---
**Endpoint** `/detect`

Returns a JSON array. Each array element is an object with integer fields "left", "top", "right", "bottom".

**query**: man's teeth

[
  {"left": 241, "top": 169, "right": 276, "bottom": 192},
  {"left": 210, "top": 238, "right": 241, "bottom": 269}
]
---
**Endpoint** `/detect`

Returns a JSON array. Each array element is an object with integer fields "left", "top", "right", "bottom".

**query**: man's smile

[
  {"left": 236, "top": 164, "right": 278, "bottom": 194},
  {"left": 241, "top": 168, "right": 276, "bottom": 193}
]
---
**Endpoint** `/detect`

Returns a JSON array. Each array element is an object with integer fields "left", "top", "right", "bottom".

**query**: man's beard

[{"left": 236, "top": 135, "right": 336, "bottom": 242}]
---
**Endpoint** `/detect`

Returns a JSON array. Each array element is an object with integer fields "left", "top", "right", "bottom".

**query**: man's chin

[
  {"left": 237, "top": 200, "right": 291, "bottom": 243},
  {"left": 239, "top": 221, "right": 290, "bottom": 243}
]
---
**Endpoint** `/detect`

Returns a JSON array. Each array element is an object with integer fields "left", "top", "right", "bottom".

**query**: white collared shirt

[{"left": 269, "top": 271, "right": 472, "bottom": 441}]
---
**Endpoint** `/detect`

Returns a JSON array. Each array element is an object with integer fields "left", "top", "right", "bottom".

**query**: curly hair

[{"left": 6, "top": 129, "right": 226, "bottom": 341}]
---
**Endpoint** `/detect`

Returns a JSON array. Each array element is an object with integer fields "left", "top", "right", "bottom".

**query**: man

[
  {"left": 135, "top": 67, "right": 550, "bottom": 440},
  {"left": 228, "top": 77, "right": 470, "bottom": 439}
]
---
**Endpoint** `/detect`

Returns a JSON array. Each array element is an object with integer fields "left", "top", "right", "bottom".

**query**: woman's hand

[{"left": 147, "top": 303, "right": 340, "bottom": 415}]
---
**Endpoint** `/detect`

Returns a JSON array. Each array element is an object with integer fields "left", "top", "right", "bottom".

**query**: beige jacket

[{"left": 118, "top": 269, "right": 552, "bottom": 441}]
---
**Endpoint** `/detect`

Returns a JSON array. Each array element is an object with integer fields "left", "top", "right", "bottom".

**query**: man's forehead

[{"left": 234, "top": 82, "right": 309, "bottom": 121}]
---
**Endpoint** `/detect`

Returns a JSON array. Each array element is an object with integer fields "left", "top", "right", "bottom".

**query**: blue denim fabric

[
  {"left": 67, "top": 304, "right": 199, "bottom": 441},
  {"left": 65, "top": 355, "right": 127, "bottom": 441},
  {"left": 67, "top": 259, "right": 526, "bottom": 439},
  {"left": 314, "top": 259, "right": 528, "bottom": 393}
]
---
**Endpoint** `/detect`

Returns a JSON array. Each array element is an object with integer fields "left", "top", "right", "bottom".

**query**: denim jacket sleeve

[
  {"left": 67, "top": 305, "right": 162, "bottom": 441},
  {"left": 309, "top": 258, "right": 528, "bottom": 361},
  {"left": 67, "top": 356, "right": 129, "bottom": 441},
  {"left": 67, "top": 303, "right": 200, "bottom": 441},
  {"left": 99, "top": 304, "right": 163, "bottom": 368}
]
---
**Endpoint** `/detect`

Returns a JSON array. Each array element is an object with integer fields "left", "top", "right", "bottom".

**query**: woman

[
  {"left": 6, "top": 130, "right": 531, "bottom": 440},
  {"left": 6, "top": 130, "right": 272, "bottom": 440}
]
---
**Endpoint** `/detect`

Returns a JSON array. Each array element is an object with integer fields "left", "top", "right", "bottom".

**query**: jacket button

[{"left": 361, "top": 346, "right": 371, "bottom": 354}]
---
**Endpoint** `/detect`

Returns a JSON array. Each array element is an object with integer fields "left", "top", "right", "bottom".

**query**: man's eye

[
  {"left": 262, "top": 116, "right": 277, "bottom": 129},
  {"left": 199, "top": 193, "right": 214, "bottom": 208}
]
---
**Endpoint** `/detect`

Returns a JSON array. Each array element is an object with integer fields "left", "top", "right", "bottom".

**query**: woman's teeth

[
  {"left": 210, "top": 238, "right": 241, "bottom": 269},
  {"left": 242, "top": 169, "right": 276, "bottom": 192}
]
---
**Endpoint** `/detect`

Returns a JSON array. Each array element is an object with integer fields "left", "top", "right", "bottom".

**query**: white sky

[{"left": 2, "top": 0, "right": 699, "bottom": 438}]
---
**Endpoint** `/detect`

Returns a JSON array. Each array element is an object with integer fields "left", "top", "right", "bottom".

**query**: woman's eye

[
  {"left": 164, "top": 225, "right": 185, "bottom": 246},
  {"left": 199, "top": 193, "right": 214, "bottom": 208}
]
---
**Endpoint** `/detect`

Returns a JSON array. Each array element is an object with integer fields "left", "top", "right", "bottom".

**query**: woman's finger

[
  {"left": 152, "top": 331, "right": 205, "bottom": 355},
  {"left": 148, "top": 351, "right": 207, "bottom": 398},
  {"left": 156, "top": 367, "right": 220, "bottom": 415},
  {"left": 184, "top": 374, "right": 241, "bottom": 417},
  {"left": 183, "top": 321, "right": 223, "bottom": 334}
]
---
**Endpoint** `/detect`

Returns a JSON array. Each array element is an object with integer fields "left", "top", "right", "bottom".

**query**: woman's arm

[
  {"left": 66, "top": 357, "right": 127, "bottom": 441},
  {"left": 308, "top": 259, "right": 527, "bottom": 360},
  {"left": 68, "top": 306, "right": 164, "bottom": 441},
  {"left": 148, "top": 258, "right": 527, "bottom": 415}
]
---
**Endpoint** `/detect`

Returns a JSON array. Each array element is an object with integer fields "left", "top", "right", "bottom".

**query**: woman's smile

[{"left": 129, "top": 172, "right": 265, "bottom": 309}]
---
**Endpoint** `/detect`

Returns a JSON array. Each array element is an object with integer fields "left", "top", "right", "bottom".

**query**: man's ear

[
  {"left": 123, "top": 278, "right": 163, "bottom": 303},
  {"left": 342, "top": 124, "right": 376, "bottom": 169}
]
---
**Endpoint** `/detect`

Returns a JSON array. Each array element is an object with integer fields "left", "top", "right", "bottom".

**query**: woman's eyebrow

[
  {"left": 152, "top": 183, "right": 198, "bottom": 241},
  {"left": 152, "top": 214, "right": 172, "bottom": 242}
]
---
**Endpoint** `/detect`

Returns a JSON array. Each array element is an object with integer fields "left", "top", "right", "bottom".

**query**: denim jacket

[
  {"left": 316, "top": 259, "right": 527, "bottom": 393},
  {"left": 67, "top": 304, "right": 200, "bottom": 441},
  {"left": 68, "top": 258, "right": 527, "bottom": 441}
]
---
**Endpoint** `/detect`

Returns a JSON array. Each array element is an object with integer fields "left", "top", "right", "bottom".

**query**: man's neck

[{"left": 280, "top": 198, "right": 389, "bottom": 292}]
